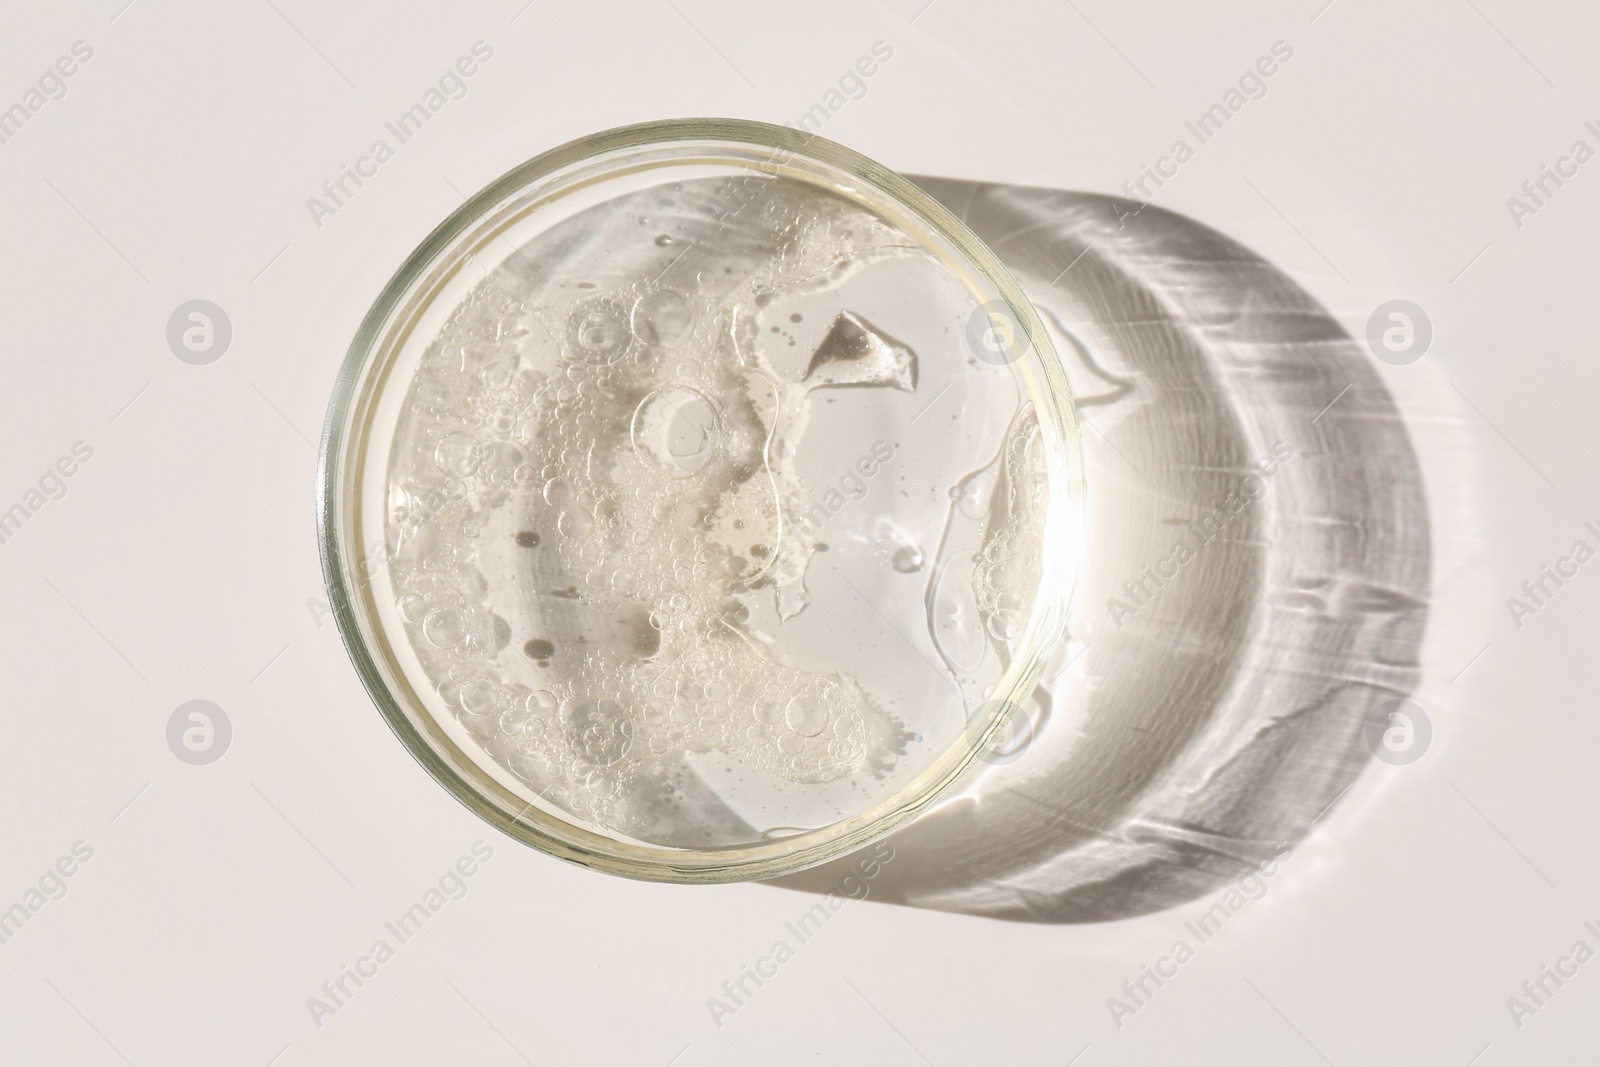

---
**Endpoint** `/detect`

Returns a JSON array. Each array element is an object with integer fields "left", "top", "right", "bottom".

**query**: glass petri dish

[{"left": 318, "top": 118, "right": 1085, "bottom": 883}]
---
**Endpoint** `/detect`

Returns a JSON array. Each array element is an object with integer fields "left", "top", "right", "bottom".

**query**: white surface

[{"left": 0, "top": 1, "right": 1593, "bottom": 1064}]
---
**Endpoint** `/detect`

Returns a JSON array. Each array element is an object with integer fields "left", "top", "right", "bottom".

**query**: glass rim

[{"left": 317, "top": 117, "right": 1086, "bottom": 884}]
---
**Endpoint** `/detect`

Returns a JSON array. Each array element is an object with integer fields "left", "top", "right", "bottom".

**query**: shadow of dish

[{"left": 767, "top": 178, "right": 1431, "bottom": 923}]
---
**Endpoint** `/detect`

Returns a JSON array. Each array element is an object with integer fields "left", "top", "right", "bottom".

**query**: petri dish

[{"left": 318, "top": 119, "right": 1085, "bottom": 883}]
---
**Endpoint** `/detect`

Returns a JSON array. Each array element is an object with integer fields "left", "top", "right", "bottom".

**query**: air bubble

[
  {"left": 987, "top": 611, "right": 1022, "bottom": 641},
  {"left": 398, "top": 594, "right": 426, "bottom": 623},
  {"left": 785, "top": 692, "right": 830, "bottom": 737},
  {"left": 460, "top": 678, "right": 497, "bottom": 715},
  {"left": 631, "top": 387, "right": 719, "bottom": 476},
  {"left": 434, "top": 433, "right": 481, "bottom": 478},
  {"left": 543, "top": 478, "right": 575, "bottom": 507},
  {"left": 500, "top": 701, "right": 540, "bottom": 737},
  {"left": 558, "top": 507, "right": 595, "bottom": 538},
  {"left": 891, "top": 544, "right": 925, "bottom": 573},
  {"left": 422, "top": 607, "right": 466, "bottom": 648},
  {"left": 489, "top": 404, "right": 517, "bottom": 433},
  {"left": 566, "top": 300, "right": 630, "bottom": 365}
]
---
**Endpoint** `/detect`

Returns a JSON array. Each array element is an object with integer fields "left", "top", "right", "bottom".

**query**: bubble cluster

[{"left": 972, "top": 409, "right": 1049, "bottom": 651}]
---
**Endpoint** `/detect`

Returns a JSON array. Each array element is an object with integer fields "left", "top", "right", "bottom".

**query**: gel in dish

[{"left": 382, "top": 174, "right": 1049, "bottom": 847}]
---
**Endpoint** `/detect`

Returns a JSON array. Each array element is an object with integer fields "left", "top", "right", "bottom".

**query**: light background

[{"left": 0, "top": 1, "right": 1593, "bottom": 1064}]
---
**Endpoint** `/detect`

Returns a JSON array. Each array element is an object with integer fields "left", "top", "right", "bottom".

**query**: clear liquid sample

[{"left": 382, "top": 173, "right": 1049, "bottom": 847}]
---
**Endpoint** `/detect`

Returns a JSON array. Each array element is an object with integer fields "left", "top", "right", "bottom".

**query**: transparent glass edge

[{"left": 316, "top": 117, "right": 1088, "bottom": 884}]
